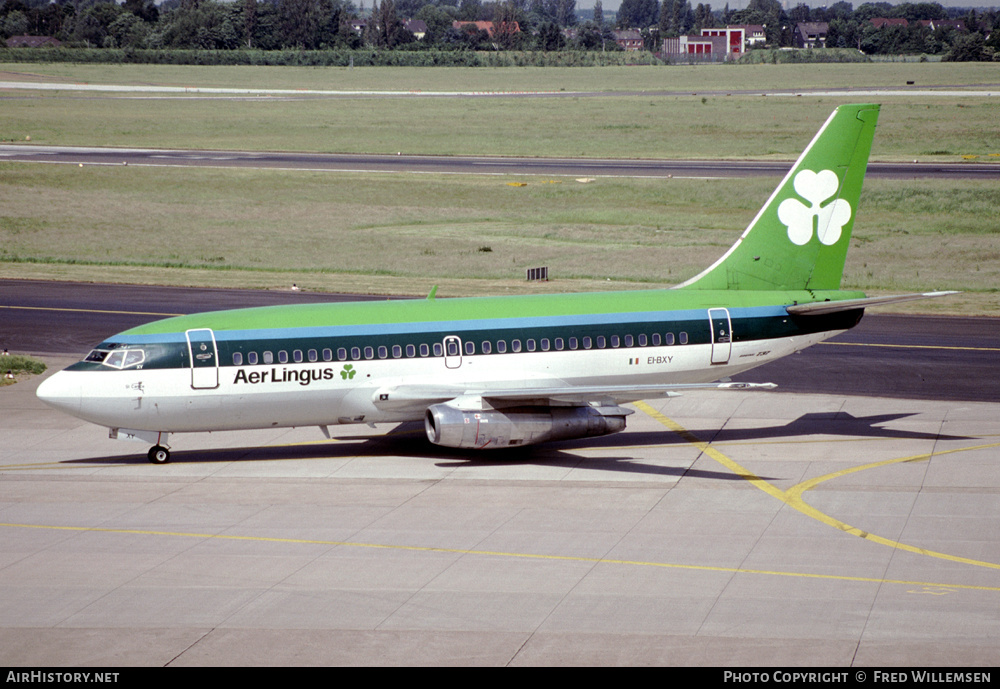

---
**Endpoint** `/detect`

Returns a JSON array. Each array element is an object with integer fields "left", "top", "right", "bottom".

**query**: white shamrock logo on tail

[{"left": 778, "top": 169, "right": 852, "bottom": 246}]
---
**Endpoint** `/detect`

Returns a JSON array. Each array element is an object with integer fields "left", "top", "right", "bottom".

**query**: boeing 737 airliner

[{"left": 36, "top": 104, "right": 953, "bottom": 462}]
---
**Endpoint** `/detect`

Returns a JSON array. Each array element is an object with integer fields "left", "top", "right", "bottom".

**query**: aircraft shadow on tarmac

[{"left": 63, "top": 411, "right": 972, "bottom": 481}]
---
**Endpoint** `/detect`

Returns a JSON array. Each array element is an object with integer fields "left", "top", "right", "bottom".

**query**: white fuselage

[{"left": 37, "top": 328, "right": 840, "bottom": 435}]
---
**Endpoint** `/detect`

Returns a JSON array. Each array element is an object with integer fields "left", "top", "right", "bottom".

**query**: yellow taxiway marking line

[
  {"left": 634, "top": 401, "right": 1000, "bottom": 572},
  {"left": 0, "top": 305, "right": 182, "bottom": 317},
  {"left": 783, "top": 443, "right": 1000, "bottom": 570},
  {"left": 3, "top": 520, "right": 999, "bottom": 593}
]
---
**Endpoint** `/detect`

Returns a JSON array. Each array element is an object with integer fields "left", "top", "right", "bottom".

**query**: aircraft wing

[
  {"left": 372, "top": 381, "right": 776, "bottom": 414},
  {"left": 786, "top": 291, "right": 959, "bottom": 316}
]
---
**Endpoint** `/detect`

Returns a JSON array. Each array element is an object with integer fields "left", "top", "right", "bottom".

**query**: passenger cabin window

[
  {"left": 679, "top": 332, "right": 689, "bottom": 345},
  {"left": 248, "top": 352, "right": 259, "bottom": 365},
  {"left": 233, "top": 352, "right": 243, "bottom": 366}
]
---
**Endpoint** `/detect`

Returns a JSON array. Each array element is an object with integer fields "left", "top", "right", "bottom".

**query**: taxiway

[{"left": 1, "top": 282, "right": 998, "bottom": 666}]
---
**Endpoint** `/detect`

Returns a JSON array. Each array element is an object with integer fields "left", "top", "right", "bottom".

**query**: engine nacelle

[{"left": 424, "top": 403, "right": 630, "bottom": 449}]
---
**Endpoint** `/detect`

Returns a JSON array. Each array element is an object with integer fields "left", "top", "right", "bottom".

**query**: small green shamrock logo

[{"left": 340, "top": 364, "right": 356, "bottom": 380}]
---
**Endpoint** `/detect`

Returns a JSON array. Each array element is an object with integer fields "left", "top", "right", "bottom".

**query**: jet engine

[{"left": 424, "top": 402, "right": 631, "bottom": 449}]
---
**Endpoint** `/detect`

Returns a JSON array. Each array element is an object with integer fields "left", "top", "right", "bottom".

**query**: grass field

[
  {"left": 3, "top": 63, "right": 1000, "bottom": 160},
  {"left": 4, "top": 61, "right": 1000, "bottom": 93},
  {"left": 1, "top": 62, "right": 998, "bottom": 314},
  {"left": 0, "top": 354, "right": 46, "bottom": 387}
]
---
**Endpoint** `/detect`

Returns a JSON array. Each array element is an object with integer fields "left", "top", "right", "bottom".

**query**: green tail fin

[{"left": 676, "top": 103, "right": 880, "bottom": 291}]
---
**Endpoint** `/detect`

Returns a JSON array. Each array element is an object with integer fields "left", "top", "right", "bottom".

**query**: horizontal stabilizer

[{"left": 786, "top": 291, "right": 959, "bottom": 316}]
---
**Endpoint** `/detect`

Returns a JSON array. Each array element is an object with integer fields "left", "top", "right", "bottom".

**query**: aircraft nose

[{"left": 36, "top": 371, "right": 82, "bottom": 416}]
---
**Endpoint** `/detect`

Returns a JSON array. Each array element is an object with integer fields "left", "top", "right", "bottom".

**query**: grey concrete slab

[{"left": 1, "top": 358, "right": 999, "bottom": 665}]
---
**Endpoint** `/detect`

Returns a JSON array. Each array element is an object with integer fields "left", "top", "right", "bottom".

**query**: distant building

[
  {"left": 662, "top": 34, "right": 732, "bottom": 61},
  {"left": 700, "top": 27, "right": 745, "bottom": 56},
  {"left": 613, "top": 29, "right": 643, "bottom": 51},
  {"left": 794, "top": 22, "right": 828, "bottom": 49},
  {"left": 404, "top": 19, "right": 427, "bottom": 39},
  {"left": 918, "top": 19, "right": 967, "bottom": 32},
  {"left": 351, "top": 18, "right": 429, "bottom": 39},
  {"left": 727, "top": 24, "right": 765, "bottom": 47}
]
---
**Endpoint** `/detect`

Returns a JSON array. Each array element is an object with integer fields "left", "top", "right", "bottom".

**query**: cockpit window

[
  {"left": 86, "top": 348, "right": 145, "bottom": 369},
  {"left": 123, "top": 350, "right": 145, "bottom": 368},
  {"left": 85, "top": 350, "right": 108, "bottom": 363}
]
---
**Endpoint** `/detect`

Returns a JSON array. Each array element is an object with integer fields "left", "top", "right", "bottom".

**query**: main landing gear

[{"left": 147, "top": 445, "right": 171, "bottom": 464}]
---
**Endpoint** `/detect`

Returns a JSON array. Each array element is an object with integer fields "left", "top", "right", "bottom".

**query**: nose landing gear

[{"left": 147, "top": 445, "right": 171, "bottom": 464}]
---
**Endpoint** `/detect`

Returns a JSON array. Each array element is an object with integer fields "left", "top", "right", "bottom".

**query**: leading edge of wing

[
  {"left": 786, "top": 291, "right": 960, "bottom": 316},
  {"left": 372, "top": 381, "right": 777, "bottom": 414}
]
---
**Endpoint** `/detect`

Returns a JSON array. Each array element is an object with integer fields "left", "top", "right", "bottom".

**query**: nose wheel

[{"left": 147, "top": 445, "right": 171, "bottom": 464}]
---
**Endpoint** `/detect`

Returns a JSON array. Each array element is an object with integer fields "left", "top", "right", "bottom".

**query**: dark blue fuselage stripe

[{"left": 105, "top": 305, "right": 791, "bottom": 345}]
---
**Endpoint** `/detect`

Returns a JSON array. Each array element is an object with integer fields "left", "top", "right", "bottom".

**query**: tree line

[{"left": 1, "top": 0, "right": 997, "bottom": 59}]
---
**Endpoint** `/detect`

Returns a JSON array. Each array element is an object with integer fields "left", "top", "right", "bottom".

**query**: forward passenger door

[{"left": 186, "top": 328, "right": 219, "bottom": 389}]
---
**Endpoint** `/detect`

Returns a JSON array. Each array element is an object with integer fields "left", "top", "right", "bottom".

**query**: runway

[
  {"left": 2, "top": 281, "right": 998, "bottom": 665},
  {"left": 3, "top": 144, "right": 999, "bottom": 180}
]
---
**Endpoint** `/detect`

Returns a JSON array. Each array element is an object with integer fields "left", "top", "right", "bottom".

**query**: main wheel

[{"left": 147, "top": 445, "right": 171, "bottom": 464}]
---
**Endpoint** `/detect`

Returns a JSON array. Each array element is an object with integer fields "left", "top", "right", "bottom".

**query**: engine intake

[{"left": 424, "top": 403, "right": 630, "bottom": 449}]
